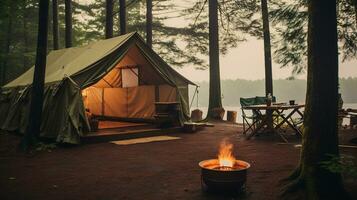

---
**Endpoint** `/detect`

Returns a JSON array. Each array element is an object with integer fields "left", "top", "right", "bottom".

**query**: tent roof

[{"left": 4, "top": 32, "right": 196, "bottom": 88}]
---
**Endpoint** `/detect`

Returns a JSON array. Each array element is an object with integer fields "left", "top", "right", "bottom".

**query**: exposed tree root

[
  {"left": 280, "top": 173, "right": 305, "bottom": 200},
  {"left": 280, "top": 167, "right": 351, "bottom": 200},
  {"left": 280, "top": 166, "right": 301, "bottom": 184}
]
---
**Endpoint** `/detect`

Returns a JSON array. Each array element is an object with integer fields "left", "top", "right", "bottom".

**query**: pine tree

[
  {"left": 182, "top": 0, "right": 262, "bottom": 69},
  {"left": 52, "top": 0, "right": 59, "bottom": 49},
  {"left": 354, "top": 0, "right": 357, "bottom": 26},
  {"left": 0, "top": 2, "right": 15, "bottom": 86},
  {"left": 207, "top": 0, "right": 223, "bottom": 119},
  {"left": 81, "top": 0, "right": 207, "bottom": 68},
  {"left": 119, "top": 0, "right": 126, "bottom": 35},
  {"left": 261, "top": 0, "right": 273, "bottom": 96},
  {"left": 282, "top": 0, "right": 348, "bottom": 198},
  {"left": 65, "top": 0, "right": 72, "bottom": 48},
  {"left": 146, "top": 0, "right": 152, "bottom": 47},
  {"left": 106, "top": 0, "right": 114, "bottom": 38},
  {"left": 23, "top": 0, "right": 30, "bottom": 68},
  {"left": 22, "top": 0, "right": 49, "bottom": 150},
  {"left": 270, "top": 0, "right": 357, "bottom": 77}
]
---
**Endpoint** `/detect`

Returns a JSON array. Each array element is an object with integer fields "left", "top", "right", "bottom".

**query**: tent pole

[
  {"left": 155, "top": 85, "right": 159, "bottom": 102},
  {"left": 189, "top": 86, "right": 199, "bottom": 109},
  {"left": 102, "top": 88, "right": 105, "bottom": 116},
  {"left": 197, "top": 86, "right": 199, "bottom": 108},
  {"left": 126, "top": 87, "right": 129, "bottom": 117}
]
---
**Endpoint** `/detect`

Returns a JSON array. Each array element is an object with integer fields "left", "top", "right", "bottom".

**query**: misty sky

[{"left": 176, "top": 38, "right": 357, "bottom": 82}]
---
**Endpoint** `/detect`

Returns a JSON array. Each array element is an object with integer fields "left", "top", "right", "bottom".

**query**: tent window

[{"left": 122, "top": 68, "right": 138, "bottom": 88}]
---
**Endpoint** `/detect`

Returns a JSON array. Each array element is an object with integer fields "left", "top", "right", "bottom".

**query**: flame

[
  {"left": 82, "top": 89, "right": 88, "bottom": 98},
  {"left": 218, "top": 139, "right": 236, "bottom": 168}
]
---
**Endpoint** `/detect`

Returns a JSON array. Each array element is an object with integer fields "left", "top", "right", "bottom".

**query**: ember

[{"left": 213, "top": 166, "right": 234, "bottom": 171}]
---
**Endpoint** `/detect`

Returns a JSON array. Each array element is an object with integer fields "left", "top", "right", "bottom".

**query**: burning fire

[{"left": 217, "top": 139, "right": 236, "bottom": 169}]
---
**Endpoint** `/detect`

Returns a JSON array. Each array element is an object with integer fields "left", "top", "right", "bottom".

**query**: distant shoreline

[
  {"left": 191, "top": 103, "right": 357, "bottom": 124},
  {"left": 189, "top": 78, "right": 357, "bottom": 106}
]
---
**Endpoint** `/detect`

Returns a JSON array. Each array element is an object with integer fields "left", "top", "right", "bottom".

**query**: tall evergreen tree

[
  {"left": 270, "top": 0, "right": 357, "bottom": 77},
  {"left": 261, "top": 0, "right": 273, "bottom": 96},
  {"left": 65, "top": 0, "right": 72, "bottom": 47},
  {"left": 22, "top": 0, "right": 49, "bottom": 149},
  {"left": 23, "top": 0, "right": 30, "bottom": 68},
  {"left": 207, "top": 0, "right": 223, "bottom": 119},
  {"left": 106, "top": 0, "right": 114, "bottom": 39},
  {"left": 0, "top": 2, "right": 15, "bottom": 86},
  {"left": 354, "top": 0, "right": 357, "bottom": 26},
  {"left": 282, "top": 0, "right": 348, "bottom": 198},
  {"left": 261, "top": 0, "right": 274, "bottom": 127},
  {"left": 119, "top": 0, "right": 126, "bottom": 35},
  {"left": 0, "top": 0, "right": 39, "bottom": 83},
  {"left": 146, "top": 0, "right": 152, "bottom": 47},
  {"left": 52, "top": 0, "right": 59, "bottom": 49},
  {"left": 182, "top": 0, "right": 262, "bottom": 69}
]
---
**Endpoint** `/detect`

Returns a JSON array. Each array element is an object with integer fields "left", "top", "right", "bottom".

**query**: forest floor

[{"left": 0, "top": 122, "right": 356, "bottom": 200}]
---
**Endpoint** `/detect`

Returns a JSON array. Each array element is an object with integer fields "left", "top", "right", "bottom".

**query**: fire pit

[{"left": 199, "top": 140, "right": 250, "bottom": 192}]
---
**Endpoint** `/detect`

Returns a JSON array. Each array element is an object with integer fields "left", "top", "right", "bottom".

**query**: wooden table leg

[{"left": 275, "top": 108, "right": 303, "bottom": 137}]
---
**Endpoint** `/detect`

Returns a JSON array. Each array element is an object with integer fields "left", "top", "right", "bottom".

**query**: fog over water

[{"left": 176, "top": 37, "right": 357, "bottom": 82}]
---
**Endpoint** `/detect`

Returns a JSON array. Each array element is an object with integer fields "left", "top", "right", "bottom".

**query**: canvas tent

[{"left": 0, "top": 32, "right": 196, "bottom": 144}]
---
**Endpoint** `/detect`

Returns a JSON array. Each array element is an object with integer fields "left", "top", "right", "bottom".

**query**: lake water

[{"left": 191, "top": 103, "right": 357, "bottom": 125}]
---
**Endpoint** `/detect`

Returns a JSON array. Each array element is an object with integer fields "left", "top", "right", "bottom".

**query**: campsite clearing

[{"left": 0, "top": 122, "right": 356, "bottom": 200}]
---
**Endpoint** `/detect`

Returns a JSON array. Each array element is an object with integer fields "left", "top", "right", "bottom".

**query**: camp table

[{"left": 242, "top": 104, "right": 305, "bottom": 142}]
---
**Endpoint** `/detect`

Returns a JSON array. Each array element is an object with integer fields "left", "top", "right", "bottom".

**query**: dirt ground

[{"left": 0, "top": 122, "right": 356, "bottom": 200}]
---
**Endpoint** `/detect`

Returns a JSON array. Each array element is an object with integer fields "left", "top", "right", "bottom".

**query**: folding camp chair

[
  {"left": 240, "top": 97, "right": 262, "bottom": 135},
  {"left": 255, "top": 96, "right": 276, "bottom": 105},
  {"left": 240, "top": 96, "right": 278, "bottom": 135}
]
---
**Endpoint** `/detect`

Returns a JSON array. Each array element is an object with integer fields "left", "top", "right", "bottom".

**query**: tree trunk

[
  {"left": 354, "top": 0, "right": 357, "bottom": 27},
  {"left": 52, "top": 0, "right": 59, "bottom": 50},
  {"left": 119, "top": 0, "right": 126, "bottom": 35},
  {"left": 283, "top": 0, "right": 348, "bottom": 198},
  {"left": 261, "top": 0, "right": 273, "bottom": 128},
  {"left": 22, "top": 0, "right": 49, "bottom": 149},
  {"left": 23, "top": 0, "right": 29, "bottom": 69},
  {"left": 1, "top": 4, "right": 14, "bottom": 86},
  {"left": 261, "top": 0, "right": 273, "bottom": 96},
  {"left": 207, "top": 0, "right": 224, "bottom": 120},
  {"left": 105, "top": 0, "right": 114, "bottom": 39},
  {"left": 146, "top": 0, "right": 153, "bottom": 48},
  {"left": 65, "top": 0, "right": 72, "bottom": 48}
]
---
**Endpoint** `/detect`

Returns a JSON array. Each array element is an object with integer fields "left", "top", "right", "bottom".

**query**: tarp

[{"left": 0, "top": 32, "right": 196, "bottom": 144}]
